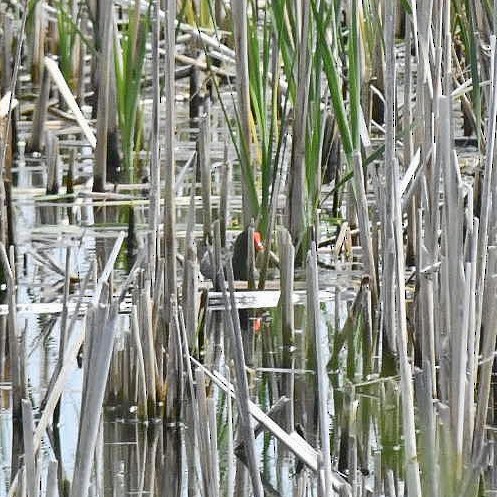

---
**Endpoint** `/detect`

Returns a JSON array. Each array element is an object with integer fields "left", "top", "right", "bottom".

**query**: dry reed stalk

[
  {"left": 278, "top": 228, "right": 294, "bottom": 432},
  {"left": 438, "top": 96, "right": 469, "bottom": 477},
  {"left": 175, "top": 52, "right": 234, "bottom": 78},
  {"left": 418, "top": 261, "right": 437, "bottom": 394},
  {"left": 199, "top": 113, "right": 212, "bottom": 243},
  {"left": 93, "top": 0, "right": 113, "bottom": 191},
  {"left": 400, "top": 149, "right": 425, "bottom": 212},
  {"left": 351, "top": 151, "right": 377, "bottom": 303},
  {"left": 461, "top": 257, "right": 475, "bottom": 460},
  {"left": 27, "top": 65, "right": 51, "bottom": 153},
  {"left": 0, "top": 5, "right": 25, "bottom": 170},
  {"left": 178, "top": 310, "right": 203, "bottom": 497},
  {"left": 231, "top": 0, "right": 255, "bottom": 225},
  {"left": 287, "top": 1, "right": 310, "bottom": 248},
  {"left": 385, "top": 469, "right": 397, "bottom": 497},
  {"left": 382, "top": 0, "right": 398, "bottom": 358},
  {"left": 247, "top": 223, "right": 256, "bottom": 288},
  {"left": 163, "top": 399, "right": 184, "bottom": 494},
  {"left": 0, "top": 12, "right": 13, "bottom": 93},
  {"left": 45, "top": 461, "right": 58, "bottom": 497},
  {"left": 25, "top": 249, "right": 71, "bottom": 281},
  {"left": 207, "top": 398, "right": 220, "bottom": 496},
  {"left": 219, "top": 152, "right": 230, "bottom": 246},
  {"left": 415, "top": 366, "right": 438, "bottom": 497},
  {"left": 392, "top": 151, "right": 422, "bottom": 497},
  {"left": 182, "top": 237, "right": 199, "bottom": 344},
  {"left": 307, "top": 243, "right": 335, "bottom": 496},
  {"left": 383, "top": 4, "right": 422, "bottom": 495},
  {"left": 225, "top": 366, "right": 235, "bottom": 497},
  {"left": 381, "top": 2, "right": 400, "bottom": 360},
  {"left": 464, "top": 218, "right": 479, "bottom": 459},
  {"left": 143, "top": 427, "right": 160, "bottom": 497},
  {"left": 195, "top": 367, "right": 216, "bottom": 497},
  {"left": 472, "top": 247, "right": 497, "bottom": 459},
  {"left": 151, "top": 258, "right": 165, "bottom": 324},
  {"left": 149, "top": 0, "right": 161, "bottom": 274},
  {"left": 476, "top": 37, "right": 497, "bottom": 334},
  {"left": 165, "top": 296, "right": 184, "bottom": 421},
  {"left": 71, "top": 290, "right": 119, "bottom": 497},
  {"left": 43, "top": 57, "right": 97, "bottom": 149},
  {"left": 139, "top": 289, "right": 157, "bottom": 409},
  {"left": 94, "top": 231, "right": 126, "bottom": 304},
  {"left": 0, "top": 8, "right": 24, "bottom": 260},
  {"left": 131, "top": 304, "right": 148, "bottom": 417},
  {"left": 183, "top": 169, "right": 198, "bottom": 253},
  {"left": 0, "top": 244, "right": 23, "bottom": 478},
  {"left": 347, "top": 390, "right": 359, "bottom": 497},
  {"left": 21, "top": 399, "right": 37, "bottom": 497},
  {"left": 213, "top": 220, "right": 223, "bottom": 291},
  {"left": 175, "top": 151, "right": 196, "bottom": 194},
  {"left": 178, "top": 20, "right": 235, "bottom": 60},
  {"left": 44, "top": 245, "right": 71, "bottom": 439},
  {"left": 45, "top": 133, "right": 60, "bottom": 195},
  {"left": 403, "top": 17, "right": 414, "bottom": 263},
  {"left": 222, "top": 261, "right": 263, "bottom": 497},
  {"left": 163, "top": 0, "right": 178, "bottom": 322}
]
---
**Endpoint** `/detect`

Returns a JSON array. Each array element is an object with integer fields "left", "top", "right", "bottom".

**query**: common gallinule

[
  {"left": 199, "top": 227, "right": 264, "bottom": 282},
  {"left": 199, "top": 227, "right": 265, "bottom": 351},
  {"left": 231, "top": 228, "right": 264, "bottom": 280}
]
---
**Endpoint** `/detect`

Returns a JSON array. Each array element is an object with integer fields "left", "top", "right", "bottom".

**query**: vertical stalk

[
  {"left": 223, "top": 262, "right": 263, "bottom": 497},
  {"left": 307, "top": 243, "right": 333, "bottom": 496},
  {"left": 279, "top": 228, "right": 294, "bottom": 431},
  {"left": 163, "top": 0, "right": 178, "bottom": 319},
  {"left": 386, "top": 2, "right": 422, "bottom": 496},
  {"left": 287, "top": 1, "right": 311, "bottom": 250},
  {"left": 149, "top": 0, "right": 161, "bottom": 274},
  {"left": 231, "top": 0, "right": 257, "bottom": 225},
  {"left": 348, "top": 0, "right": 377, "bottom": 302},
  {"left": 476, "top": 37, "right": 497, "bottom": 334},
  {"left": 0, "top": 244, "right": 23, "bottom": 478},
  {"left": 199, "top": 113, "right": 212, "bottom": 243},
  {"left": 27, "top": 63, "right": 50, "bottom": 153},
  {"left": 93, "top": 0, "right": 113, "bottom": 192}
]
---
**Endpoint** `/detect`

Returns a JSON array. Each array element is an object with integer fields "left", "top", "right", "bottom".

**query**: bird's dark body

[
  {"left": 199, "top": 227, "right": 263, "bottom": 337},
  {"left": 231, "top": 228, "right": 252, "bottom": 280},
  {"left": 199, "top": 228, "right": 258, "bottom": 282}
]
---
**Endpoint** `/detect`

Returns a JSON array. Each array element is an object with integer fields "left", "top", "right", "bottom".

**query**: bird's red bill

[
  {"left": 254, "top": 231, "right": 264, "bottom": 252},
  {"left": 252, "top": 317, "right": 263, "bottom": 333}
]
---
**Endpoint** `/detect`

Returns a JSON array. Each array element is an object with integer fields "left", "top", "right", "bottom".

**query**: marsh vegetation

[{"left": 1, "top": 1, "right": 497, "bottom": 497}]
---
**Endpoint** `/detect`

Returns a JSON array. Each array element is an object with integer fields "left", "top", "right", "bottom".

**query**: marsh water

[
  {"left": 4, "top": 16, "right": 497, "bottom": 495},
  {"left": 0, "top": 66, "right": 371, "bottom": 497}
]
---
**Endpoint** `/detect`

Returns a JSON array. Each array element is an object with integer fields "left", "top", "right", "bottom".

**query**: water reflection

[{"left": 0, "top": 101, "right": 365, "bottom": 497}]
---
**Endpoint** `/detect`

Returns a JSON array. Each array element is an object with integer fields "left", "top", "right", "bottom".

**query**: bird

[
  {"left": 198, "top": 227, "right": 265, "bottom": 338},
  {"left": 199, "top": 227, "right": 265, "bottom": 282},
  {"left": 231, "top": 228, "right": 264, "bottom": 280}
]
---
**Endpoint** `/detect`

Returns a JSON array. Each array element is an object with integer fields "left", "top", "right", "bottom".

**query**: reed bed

[{"left": 2, "top": 1, "right": 497, "bottom": 497}]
